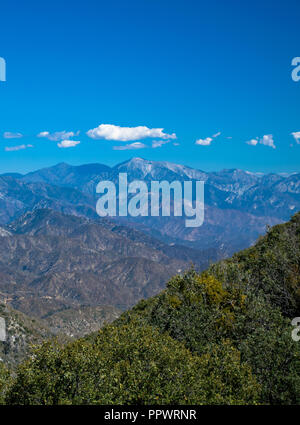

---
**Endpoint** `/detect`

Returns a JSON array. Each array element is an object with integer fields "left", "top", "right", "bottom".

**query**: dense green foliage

[
  {"left": 3, "top": 212, "right": 300, "bottom": 405},
  {"left": 209, "top": 211, "right": 300, "bottom": 317},
  {"left": 0, "top": 362, "right": 11, "bottom": 404},
  {"left": 121, "top": 271, "right": 300, "bottom": 404},
  {"left": 6, "top": 322, "right": 260, "bottom": 405}
]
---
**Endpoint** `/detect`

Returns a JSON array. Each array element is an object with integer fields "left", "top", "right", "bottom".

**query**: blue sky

[{"left": 0, "top": 0, "right": 300, "bottom": 174}]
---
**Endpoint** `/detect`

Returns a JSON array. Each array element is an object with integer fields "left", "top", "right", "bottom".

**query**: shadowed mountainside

[{"left": 0, "top": 209, "right": 210, "bottom": 318}]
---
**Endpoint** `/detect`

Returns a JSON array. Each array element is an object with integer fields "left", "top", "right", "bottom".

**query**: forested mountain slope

[{"left": 3, "top": 212, "right": 300, "bottom": 405}]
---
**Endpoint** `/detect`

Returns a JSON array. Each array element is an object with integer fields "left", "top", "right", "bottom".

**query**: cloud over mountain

[
  {"left": 152, "top": 140, "right": 170, "bottom": 148},
  {"left": 291, "top": 131, "right": 300, "bottom": 144},
  {"left": 86, "top": 124, "right": 177, "bottom": 141},
  {"left": 260, "top": 134, "right": 275, "bottom": 149},
  {"left": 57, "top": 140, "right": 80, "bottom": 148},
  {"left": 246, "top": 139, "right": 259, "bottom": 146},
  {"left": 113, "top": 142, "right": 147, "bottom": 150},
  {"left": 195, "top": 131, "right": 221, "bottom": 146},
  {"left": 3, "top": 132, "right": 23, "bottom": 139},
  {"left": 246, "top": 134, "right": 275, "bottom": 149},
  {"left": 37, "top": 131, "right": 79, "bottom": 141},
  {"left": 195, "top": 137, "right": 213, "bottom": 146},
  {"left": 5, "top": 144, "right": 33, "bottom": 152}
]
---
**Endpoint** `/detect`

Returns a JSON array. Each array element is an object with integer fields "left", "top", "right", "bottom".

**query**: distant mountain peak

[
  {"left": 114, "top": 157, "right": 206, "bottom": 180},
  {"left": 115, "top": 157, "right": 149, "bottom": 168},
  {"left": 55, "top": 162, "right": 70, "bottom": 167},
  {"left": 115, "top": 157, "right": 154, "bottom": 175}
]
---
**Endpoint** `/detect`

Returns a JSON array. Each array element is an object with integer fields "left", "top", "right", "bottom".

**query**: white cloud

[
  {"left": 3, "top": 132, "right": 23, "bottom": 139},
  {"left": 113, "top": 142, "right": 147, "bottom": 151},
  {"left": 195, "top": 131, "right": 221, "bottom": 146},
  {"left": 260, "top": 134, "right": 275, "bottom": 149},
  {"left": 195, "top": 137, "right": 213, "bottom": 146},
  {"left": 38, "top": 130, "right": 79, "bottom": 141},
  {"left": 37, "top": 131, "right": 50, "bottom": 138},
  {"left": 291, "top": 131, "right": 300, "bottom": 144},
  {"left": 246, "top": 134, "right": 275, "bottom": 149},
  {"left": 57, "top": 140, "right": 80, "bottom": 148},
  {"left": 151, "top": 140, "right": 170, "bottom": 148},
  {"left": 246, "top": 139, "right": 259, "bottom": 146},
  {"left": 5, "top": 144, "right": 33, "bottom": 152},
  {"left": 87, "top": 124, "right": 177, "bottom": 141}
]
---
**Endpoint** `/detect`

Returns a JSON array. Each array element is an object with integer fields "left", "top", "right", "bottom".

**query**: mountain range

[
  {"left": 0, "top": 208, "right": 209, "bottom": 319},
  {"left": 0, "top": 158, "right": 299, "bottom": 333},
  {"left": 0, "top": 157, "right": 299, "bottom": 388},
  {"left": 1, "top": 157, "right": 299, "bottom": 255}
]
